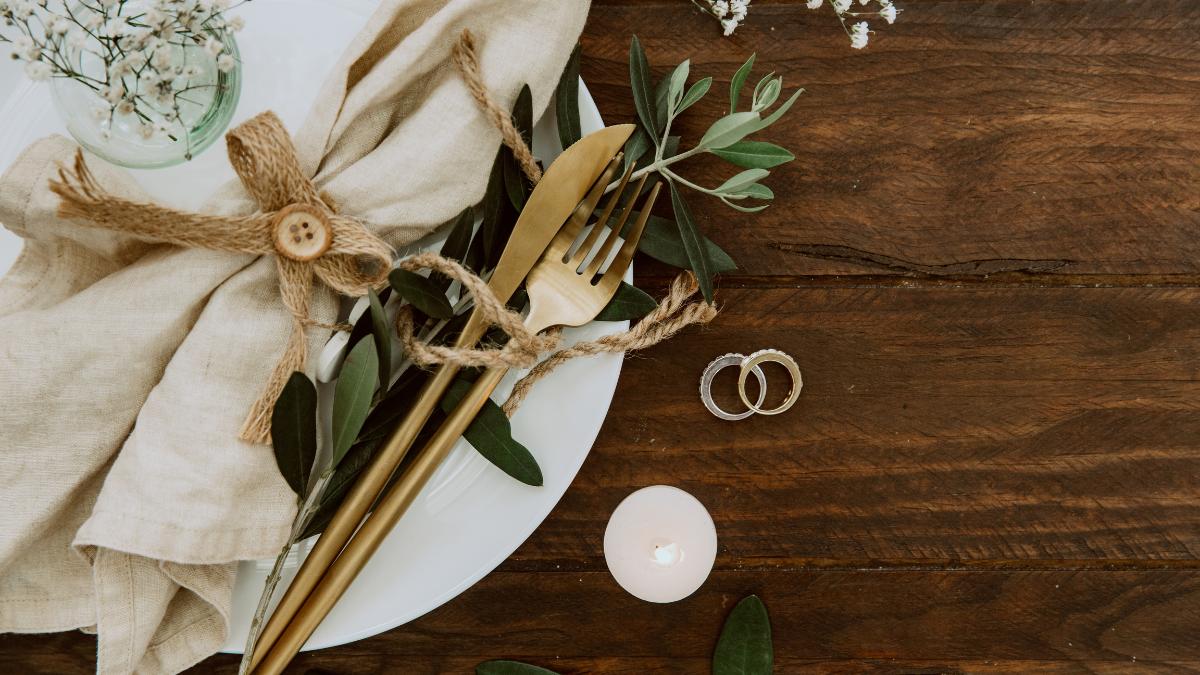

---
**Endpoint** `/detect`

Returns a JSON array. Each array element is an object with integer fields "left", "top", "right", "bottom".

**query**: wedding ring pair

[{"left": 700, "top": 349, "right": 803, "bottom": 421}]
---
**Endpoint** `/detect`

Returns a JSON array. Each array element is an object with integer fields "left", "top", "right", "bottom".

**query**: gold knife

[{"left": 249, "top": 123, "right": 636, "bottom": 668}]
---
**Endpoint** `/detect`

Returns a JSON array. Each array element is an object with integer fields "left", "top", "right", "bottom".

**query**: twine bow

[{"left": 49, "top": 111, "right": 393, "bottom": 443}]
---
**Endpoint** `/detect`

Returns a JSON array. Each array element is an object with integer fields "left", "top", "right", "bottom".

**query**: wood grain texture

[
  {"left": 5, "top": 1, "right": 1200, "bottom": 673},
  {"left": 517, "top": 286, "right": 1200, "bottom": 566},
  {"left": 582, "top": 0, "right": 1200, "bottom": 279},
  {"left": 8, "top": 570, "right": 1200, "bottom": 674}
]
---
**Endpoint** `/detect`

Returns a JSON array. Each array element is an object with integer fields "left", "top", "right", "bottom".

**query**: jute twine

[
  {"left": 46, "top": 29, "right": 718, "bottom": 447},
  {"left": 394, "top": 30, "right": 719, "bottom": 417},
  {"left": 49, "top": 112, "right": 393, "bottom": 444}
]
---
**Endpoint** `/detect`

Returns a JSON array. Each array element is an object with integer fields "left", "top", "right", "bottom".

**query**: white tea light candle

[{"left": 603, "top": 485, "right": 718, "bottom": 603}]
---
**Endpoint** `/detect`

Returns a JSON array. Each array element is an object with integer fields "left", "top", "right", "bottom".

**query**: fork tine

[
  {"left": 545, "top": 153, "right": 623, "bottom": 261},
  {"left": 599, "top": 181, "right": 662, "bottom": 290},
  {"left": 568, "top": 161, "right": 636, "bottom": 267},
  {"left": 583, "top": 172, "right": 650, "bottom": 279}
]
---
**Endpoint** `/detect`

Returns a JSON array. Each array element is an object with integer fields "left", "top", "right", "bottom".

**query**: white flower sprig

[
  {"left": 1, "top": 0, "right": 247, "bottom": 152},
  {"left": 693, "top": 0, "right": 899, "bottom": 48}
]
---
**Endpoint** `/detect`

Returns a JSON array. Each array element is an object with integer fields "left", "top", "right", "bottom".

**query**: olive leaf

[
  {"left": 750, "top": 87, "right": 804, "bottom": 133},
  {"left": 638, "top": 213, "right": 737, "bottom": 273},
  {"left": 677, "top": 75, "right": 713, "bottom": 116},
  {"left": 624, "top": 126, "right": 652, "bottom": 172},
  {"left": 389, "top": 269, "right": 455, "bottom": 320},
  {"left": 668, "top": 181, "right": 716, "bottom": 303},
  {"left": 298, "top": 434, "right": 381, "bottom": 540},
  {"left": 628, "top": 35, "right": 659, "bottom": 139},
  {"left": 715, "top": 169, "right": 770, "bottom": 195},
  {"left": 441, "top": 208, "right": 476, "bottom": 263},
  {"left": 729, "top": 52, "right": 756, "bottom": 113},
  {"left": 699, "top": 111, "right": 762, "bottom": 151},
  {"left": 443, "top": 380, "right": 543, "bottom": 487},
  {"left": 271, "top": 371, "right": 318, "bottom": 498},
  {"left": 503, "top": 85, "right": 535, "bottom": 211},
  {"left": 596, "top": 282, "right": 658, "bottom": 321},
  {"left": 554, "top": 43, "right": 582, "bottom": 149},
  {"left": 710, "top": 141, "right": 794, "bottom": 169},
  {"left": 667, "top": 59, "right": 691, "bottom": 117},
  {"left": 331, "top": 338, "right": 378, "bottom": 467},
  {"left": 367, "top": 288, "right": 392, "bottom": 390},
  {"left": 476, "top": 662, "right": 560, "bottom": 675},
  {"left": 713, "top": 595, "right": 773, "bottom": 675}
]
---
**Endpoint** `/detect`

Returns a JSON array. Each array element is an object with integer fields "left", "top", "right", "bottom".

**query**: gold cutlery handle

[
  {"left": 249, "top": 312, "right": 489, "bottom": 670},
  {"left": 253, "top": 364, "right": 510, "bottom": 675}
]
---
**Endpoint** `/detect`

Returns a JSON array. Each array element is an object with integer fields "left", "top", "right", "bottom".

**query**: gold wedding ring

[{"left": 737, "top": 349, "right": 802, "bottom": 416}]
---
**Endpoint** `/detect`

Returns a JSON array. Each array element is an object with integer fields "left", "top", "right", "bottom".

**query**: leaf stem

[{"left": 606, "top": 144, "right": 706, "bottom": 194}]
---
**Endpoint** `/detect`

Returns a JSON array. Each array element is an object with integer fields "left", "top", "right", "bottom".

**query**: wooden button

[{"left": 272, "top": 204, "right": 332, "bottom": 262}]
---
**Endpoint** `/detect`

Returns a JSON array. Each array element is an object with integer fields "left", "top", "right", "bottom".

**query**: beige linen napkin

[{"left": 0, "top": 0, "right": 590, "bottom": 672}]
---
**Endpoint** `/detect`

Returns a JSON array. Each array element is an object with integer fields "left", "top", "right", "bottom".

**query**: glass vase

[{"left": 50, "top": 28, "right": 242, "bottom": 170}]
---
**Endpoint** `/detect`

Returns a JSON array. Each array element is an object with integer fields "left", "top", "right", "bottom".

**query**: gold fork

[{"left": 253, "top": 163, "right": 663, "bottom": 675}]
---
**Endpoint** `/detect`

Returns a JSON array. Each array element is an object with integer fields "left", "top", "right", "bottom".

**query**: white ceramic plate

[{"left": 0, "top": 0, "right": 624, "bottom": 652}]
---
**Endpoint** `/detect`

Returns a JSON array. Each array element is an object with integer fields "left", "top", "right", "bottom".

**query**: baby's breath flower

[
  {"left": 216, "top": 53, "right": 235, "bottom": 72},
  {"left": 227, "top": 15, "right": 244, "bottom": 31},
  {"left": 849, "top": 20, "right": 869, "bottom": 48},
  {"left": 879, "top": 0, "right": 897, "bottom": 24},
  {"left": 24, "top": 59, "right": 50, "bottom": 80},
  {"left": 204, "top": 35, "right": 223, "bottom": 57},
  {"left": 832, "top": 0, "right": 851, "bottom": 14},
  {"left": 806, "top": 0, "right": 822, "bottom": 7},
  {"left": 115, "top": 99, "right": 136, "bottom": 116}
]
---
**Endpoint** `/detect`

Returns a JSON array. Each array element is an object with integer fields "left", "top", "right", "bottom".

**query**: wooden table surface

[{"left": 4, "top": 1, "right": 1199, "bottom": 673}]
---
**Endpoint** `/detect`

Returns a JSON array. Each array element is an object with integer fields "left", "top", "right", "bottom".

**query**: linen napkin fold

[{"left": 0, "top": 0, "right": 590, "bottom": 672}]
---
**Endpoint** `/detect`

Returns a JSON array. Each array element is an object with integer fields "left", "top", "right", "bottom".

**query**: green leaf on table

[
  {"left": 503, "top": 85, "right": 535, "bottom": 211},
  {"left": 441, "top": 208, "right": 476, "bottom": 263},
  {"left": 298, "top": 435, "right": 382, "bottom": 540},
  {"left": 750, "top": 87, "right": 804, "bottom": 133},
  {"left": 699, "top": 111, "right": 763, "bottom": 151},
  {"left": 355, "top": 367, "right": 426, "bottom": 443},
  {"left": 677, "top": 76, "right": 712, "bottom": 116},
  {"left": 752, "top": 76, "right": 782, "bottom": 111},
  {"left": 346, "top": 286, "right": 388, "bottom": 357},
  {"left": 713, "top": 595, "right": 773, "bottom": 675},
  {"left": 270, "top": 371, "right": 318, "bottom": 498},
  {"left": 629, "top": 35, "right": 659, "bottom": 139},
  {"left": 715, "top": 169, "right": 770, "bottom": 196},
  {"left": 479, "top": 149, "right": 507, "bottom": 267},
  {"left": 734, "top": 183, "right": 774, "bottom": 200},
  {"left": 596, "top": 282, "right": 658, "bottom": 321},
  {"left": 623, "top": 126, "right": 652, "bottom": 173},
  {"left": 389, "top": 269, "right": 454, "bottom": 320},
  {"left": 638, "top": 213, "right": 737, "bottom": 274},
  {"left": 477, "top": 661, "right": 560, "bottom": 675},
  {"left": 436, "top": 208, "right": 477, "bottom": 290},
  {"left": 554, "top": 43, "right": 582, "bottom": 149},
  {"left": 729, "top": 52, "right": 756, "bottom": 113},
  {"left": 367, "top": 288, "right": 391, "bottom": 390},
  {"left": 720, "top": 196, "right": 771, "bottom": 214},
  {"left": 503, "top": 149, "right": 528, "bottom": 212},
  {"left": 669, "top": 180, "right": 715, "bottom": 302},
  {"left": 443, "top": 380, "right": 543, "bottom": 487},
  {"left": 667, "top": 59, "right": 691, "bottom": 116},
  {"left": 331, "top": 338, "right": 378, "bottom": 467},
  {"left": 711, "top": 140, "right": 794, "bottom": 169},
  {"left": 654, "top": 71, "right": 672, "bottom": 134}
]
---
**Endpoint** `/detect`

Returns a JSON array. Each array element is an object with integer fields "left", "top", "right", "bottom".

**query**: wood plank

[
  {"left": 198, "top": 569, "right": 1200, "bottom": 673},
  {"left": 7, "top": 570, "right": 1198, "bottom": 673},
  {"left": 511, "top": 285, "right": 1200, "bottom": 564},
  {"left": 581, "top": 1, "right": 1200, "bottom": 279}
]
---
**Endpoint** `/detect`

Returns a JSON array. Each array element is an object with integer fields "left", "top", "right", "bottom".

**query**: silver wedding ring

[
  {"left": 700, "top": 354, "right": 767, "bottom": 421},
  {"left": 700, "top": 349, "right": 803, "bottom": 420}
]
